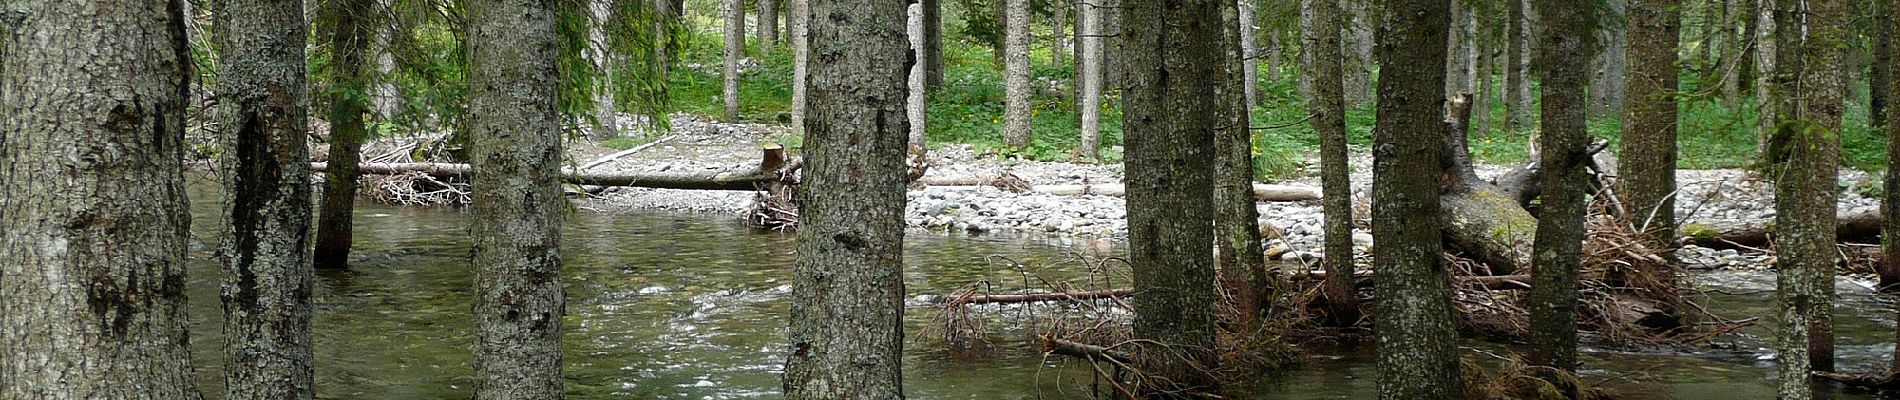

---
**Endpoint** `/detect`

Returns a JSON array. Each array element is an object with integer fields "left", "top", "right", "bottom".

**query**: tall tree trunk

[
  {"left": 370, "top": 0, "right": 401, "bottom": 119},
  {"left": 1798, "top": 0, "right": 1845, "bottom": 375},
  {"left": 654, "top": 0, "right": 675, "bottom": 85},
  {"left": 1344, "top": 0, "right": 1375, "bottom": 105},
  {"left": 590, "top": 0, "right": 620, "bottom": 139},
  {"left": 782, "top": 0, "right": 909, "bottom": 396},
  {"left": 216, "top": 0, "right": 316, "bottom": 398},
  {"left": 317, "top": 0, "right": 375, "bottom": 270},
  {"left": 908, "top": 0, "right": 928, "bottom": 153},
  {"left": 1077, "top": 0, "right": 1104, "bottom": 160},
  {"left": 1755, "top": 0, "right": 1778, "bottom": 153},
  {"left": 1873, "top": 0, "right": 1893, "bottom": 126},
  {"left": 1529, "top": 0, "right": 1595, "bottom": 377},
  {"left": 1447, "top": 0, "right": 1477, "bottom": 97},
  {"left": 761, "top": 0, "right": 778, "bottom": 52},
  {"left": 1309, "top": 0, "right": 1359, "bottom": 326},
  {"left": 1121, "top": 0, "right": 1223, "bottom": 393},
  {"left": 924, "top": 0, "right": 944, "bottom": 89},
  {"left": 1506, "top": 0, "right": 1535, "bottom": 133},
  {"left": 1102, "top": 0, "right": 1123, "bottom": 89},
  {"left": 1768, "top": 0, "right": 1840, "bottom": 395},
  {"left": 1268, "top": 29, "right": 1284, "bottom": 79},
  {"left": 1298, "top": 0, "right": 1316, "bottom": 99},
  {"left": 1590, "top": 0, "right": 1627, "bottom": 118},
  {"left": 1723, "top": 0, "right": 1750, "bottom": 106},
  {"left": 1882, "top": 0, "right": 1900, "bottom": 291},
  {"left": 1052, "top": 0, "right": 1067, "bottom": 66},
  {"left": 0, "top": 0, "right": 204, "bottom": 398},
  {"left": 723, "top": 0, "right": 745, "bottom": 121},
  {"left": 467, "top": 0, "right": 566, "bottom": 397},
  {"left": 1240, "top": 0, "right": 1261, "bottom": 107},
  {"left": 1373, "top": 0, "right": 1462, "bottom": 396},
  {"left": 1216, "top": 0, "right": 1267, "bottom": 325},
  {"left": 1003, "top": 0, "right": 1032, "bottom": 150},
  {"left": 1623, "top": 0, "right": 1684, "bottom": 271},
  {"left": 1475, "top": 18, "right": 1496, "bottom": 138},
  {"left": 791, "top": 0, "right": 809, "bottom": 133}
]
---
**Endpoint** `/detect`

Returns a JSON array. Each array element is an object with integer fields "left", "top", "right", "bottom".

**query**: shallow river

[{"left": 178, "top": 185, "right": 1900, "bottom": 399}]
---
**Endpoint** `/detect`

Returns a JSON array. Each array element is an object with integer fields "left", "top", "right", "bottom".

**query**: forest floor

[{"left": 566, "top": 114, "right": 1884, "bottom": 274}]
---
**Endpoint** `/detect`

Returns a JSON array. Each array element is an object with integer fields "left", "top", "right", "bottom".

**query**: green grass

[{"left": 667, "top": 25, "right": 1890, "bottom": 179}]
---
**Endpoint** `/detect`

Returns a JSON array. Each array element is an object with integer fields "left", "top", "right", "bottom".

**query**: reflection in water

[{"left": 177, "top": 184, "right": 1900, "bottom": 399}]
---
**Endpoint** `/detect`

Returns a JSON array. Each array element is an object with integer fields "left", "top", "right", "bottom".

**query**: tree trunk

[
  {"left": 468, "top": 0, "right": 566, "bottom": 397},
  {"left": 782, "top": 0, "right": 909, "bottom": 396},
  {"left": 1003, "top": 0, "right": 1032, "bottom": 150},
  {"left": 1590, "top": 0, "right": 1628, "bottom": 119},
  {"left": 1767, "top": 0, "right": 1836, "bottom": 395},
  {"left": 924, "top": 0, "right": 944, "bottom": 89},
  {"left": 0, "top": 1, "right": 204, "bottom": 398},
  {"left": 371, "top": 0, "right": 401, "bottom": 119},
  {"left": 1874, "top": 0, "right": 1893, "bottom": 127},
  {"left": 908, "top": 1, "right": 928, "bottom": 154},
  {"left": 1755, "top": 0, "right": 1778, "bottom": 154},
  {"left": 1474, "top": 18, "right": 1496, "bottom": 138},
  {"left": 1373, "top": 0, "right": 1463, "bottom": 395},
  {"left": 1102, "top": 0, "right": 1123, "bottom": 89},
  {"left": 1268, "top": 29, "right": 1284, "bottom": 79},
  {"left": 317, "top": 0, "right": 375, "bottom": 270},
  {"left": 1529, "top": 0, "right": 1594, "bottom": 377},
  {"left": 1052, "top": 0, "right": 1067, "bottom": 66},
  {"left": 1623, "top": 0, "right": 1683, "bottom": 268},
  {"left": 790, "top": 0, "right": 809, "bottom": 133},
  {"left": 1506, "top": 0, "right": 1534, "bottom": 133},
  {"left": 1344, "top": 0, "right": 1375, "bottom": 105},
  {"left": 1447, "top": 0, "right": 1476, "bottom": 98},
  {"left": 654, "top": 0, "right": 675, "bottom": 85},
  {"left": 590, "top": 0, "right": 619, "bottom": 139},
  {"left": 1077, "top": 0, "right": 1104, "bottom": 160},
  {"left": 1122, "top": 0, "right": 1223, "bottom": 393},
  {"left": 1797, "top": 0, "right": 1846, "bottom": 375},
  {"left": 1723, "top": 0, "right": 1750, "bottom": 107},
  {"left": 1309, "top": 0, "right": 1359, "bottom": 326},
  {"left": 723, "top": 0, "right": 745, "bottom": 121},
  {"left": 761, "top": 0, "right": 778, "bottom": 51},
  {"left": 1884, "top": 0, "right": 1900, "bottom": 291},
  {"left": 216, "top": 0, "right": 316, "bottom": 397},
  {"left": 1216, "top": 0, "right": 1267, "bottom": 325},
  {"left": 1298, "top": 0, "right": 1316, "bottom": 99},
  {"left": 1239, "top": 0, "right": 1261, "bottom": 107}
]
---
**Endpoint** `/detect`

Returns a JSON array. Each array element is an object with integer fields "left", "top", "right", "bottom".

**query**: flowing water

[{"left": 178, "top": 184, "right": 1900, "bottom": 399}]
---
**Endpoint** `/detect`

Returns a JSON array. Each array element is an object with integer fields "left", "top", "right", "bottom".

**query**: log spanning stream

[{"left": 176, "top": 181, "right": 1900, "bottom": 399}]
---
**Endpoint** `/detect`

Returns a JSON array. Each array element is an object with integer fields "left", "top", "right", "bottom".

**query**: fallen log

[
  {"left": 1684, "top": 209, "right": 1883, "bottom": 250},
  {"left": 1041, "top": 337, "right": 1134, "bottom": 363},
  {"left": 1811, "top": 371, "right": 1900, "bottom": 390},
  {"left": 313, "top": 145, "right": 797, "bottom": 191},
  {"left": 943, "top": 289, "right": 1135, "bottom": 305},
  {"left": 931, "top": 182, "right": 1320, "bottom": 202},
  {"left": 1292, "top": 271, "right": 1532, "bottom": 291}
]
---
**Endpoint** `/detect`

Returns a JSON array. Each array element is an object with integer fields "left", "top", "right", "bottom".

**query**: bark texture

[
  {"left": 1239, "top": 0, "right": 1260, "bottom": 107},
  {"left": 1767, "top": 0, "right": 1839, "bottom": 395},
  {"left": 1589, "top": 0, "right": 1627, "bottom": 118},
  {"left": 1885, "top": 0, "right": 1900, "bottom": 291},
  {"left": 467, "top": 0, "right": 567, "bottom": 397},
  {"left": 1506, "top": 0, "right": 1535, "bottom": 132},
  {"left": 1076, "top": 0, "right": 1103, "bottom": 160},
  {"left": 791, "top": 0, "right": 809, "bottom": 133},
  {"left": 1121, "top": 0, "right": 1223, "bottom": 393},
  {"left": 924, "top": 0, "right": 944, "bottom": 89},
  {"left": 1755, "top": 0, "right": 1778, "bottom": 153},
  {"left": 1622, "top": 0, "right": 1683, "bottom": 266},
  {"left": 1343, "top": 0, "right": 1375, "bottom": 105},
  {"left": 1216, "top": 0, "right": 1267, "bottom": 324},
  {"left": 1875, "top": 0, "right": 1893, "bottom": 127},
  {"left": 1529, "top": 0, "right": 1595, "bottom": 375},
  {"left": 724, "top": 0, "right": 745, "bottom": 121},
  {"left": 781, "top": 0, "right": 910, "bottom": 397},
  {"left": 1308, "top": 0, "right": 1359, "bottom": 325},
  {"left": 1003, "top": 0, "right": 1032, "bottom": 150},
  {"left": 216, "top": 0, "right": 315, "bottom": 397},
  {"left": 589, "top": 0, "right": 619, "bottom": 139},
  {"left": 1371, "top": 0, "right": 1463, "bottom": 396},
  {"left": 316, "top": 0, "right": 375, "bottom": 270},
  {"left": 908, "top": 1, "right": 928, "bottom": 153},
  {"left": 1795, "top": 0, "right": 1845, "bottom": 375},
  {"left": 761, "top": 0, "right": 779, "bottom": 51},
  {"left": 0, "top": 0, "right": 204, "bottom": 398}
]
